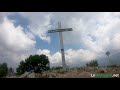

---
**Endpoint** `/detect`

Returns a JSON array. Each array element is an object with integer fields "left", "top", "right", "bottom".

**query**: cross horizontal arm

[{"left": 48, "top": 28, "right": 73, "bottom": 33}]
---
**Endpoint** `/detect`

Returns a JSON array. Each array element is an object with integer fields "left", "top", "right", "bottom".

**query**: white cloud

[
  {"left": 36, "top": 49, "right": 61, "bottom": 66},
  {"left": 36, "top": 49, "right": 50, "bottom": 56},
  {"left": 36, "top": 48, "right": 96, "bottom": 67},
  {"left": 0, "top": 12, "right": 12, "bottom": 23},
  {"left": 17, "top": 12, "right": 120, "bottom": 54},
  {"left": 0, "top": 16, "right": 36, "bottom": 68},
  {"left": 19, "top": 12, "right": 52, "bottom": 43},
  {"left": 0, "top": 17, "right": 36, "bottom": 52},
  {"left": 65, "top": 49, "right": 96, "bottom": 67},
  {"left": 54, "top": 12, "right": 120, "bottom": 55}
]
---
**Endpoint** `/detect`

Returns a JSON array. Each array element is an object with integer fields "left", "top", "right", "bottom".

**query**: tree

[
  {"left": 86, "top": 60, "right": 98, "bottom": 67},
  {"left": 105, "top": 51, "right": 111, "bottom": 65},
  {"left": 0, "top": 62, "right": 8, "bottom": 77},
  {"left": 16, "top": 54, "right": 50, "bottom": 75},
  {"left": 9, "top": 67, "right": 14, "bottom": 73},
  {"left": 16, "top": 61, "right": 26, "bottom": 75},
  {"left": 8, "top": 67, "right": 14, "bottom": 76}
]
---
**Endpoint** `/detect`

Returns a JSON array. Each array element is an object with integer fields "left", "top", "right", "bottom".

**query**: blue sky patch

[{"left": 8, "top": 13, "right": 30, "bottom": 30}]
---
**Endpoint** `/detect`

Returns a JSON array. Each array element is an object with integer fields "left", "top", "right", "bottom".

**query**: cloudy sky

[{"left": 0, "top": 12, "right": 120, "bottom": 69}]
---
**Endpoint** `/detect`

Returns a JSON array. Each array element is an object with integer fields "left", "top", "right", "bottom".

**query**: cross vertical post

[
  {"left": 48, "top": 22, "right": 73, "bottom": 70},
  {"left": 58, "top": 22, "right": 66, "bottom": 69}
]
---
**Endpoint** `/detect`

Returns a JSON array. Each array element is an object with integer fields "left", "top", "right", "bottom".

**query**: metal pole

[
  {"left": 58, "top": 22, "right": 66, "bottom": 69},
  {"left": 108, "top": 55, "right": 111, "bottom": 66}
]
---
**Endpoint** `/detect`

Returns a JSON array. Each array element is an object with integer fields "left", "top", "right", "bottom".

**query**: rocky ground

[
  {"left": 35, "top": 67, "right": 120, "bottom": 78},
  {"left": 6, "top": 67, "right": 120, "bottom": 78}
]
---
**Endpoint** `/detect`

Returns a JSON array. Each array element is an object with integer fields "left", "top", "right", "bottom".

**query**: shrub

[
  {"left": 16, "top": 54, "right": 50, "bottom": 75},
  {"left": 86, "top": 60, "right": 98, "bottom": 67}
]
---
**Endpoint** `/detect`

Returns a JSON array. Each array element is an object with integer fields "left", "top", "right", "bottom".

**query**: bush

[
  {"left": 51, "top": 66, "right": 63, "bottom": 70},
  {"left": 16, "top": 54, "right": 50, "bottom": 75},
  {"left": 86, "top": 60, "right": 98, "bottom": 67}
]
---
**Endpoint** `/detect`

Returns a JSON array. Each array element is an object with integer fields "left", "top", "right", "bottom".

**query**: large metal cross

[{"left": 48, "top": 22, "right": 73, "bottom": 69}]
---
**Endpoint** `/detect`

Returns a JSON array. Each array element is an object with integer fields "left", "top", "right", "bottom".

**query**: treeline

[
  {"left": 0, "top": 54, "right": 50, "bottom": 77},
  {"left": 0, "top": 63, "right": 14, "bottom": 77},
  {"left": 0, "top": 53, "right": 119, "bottom": 77}
]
